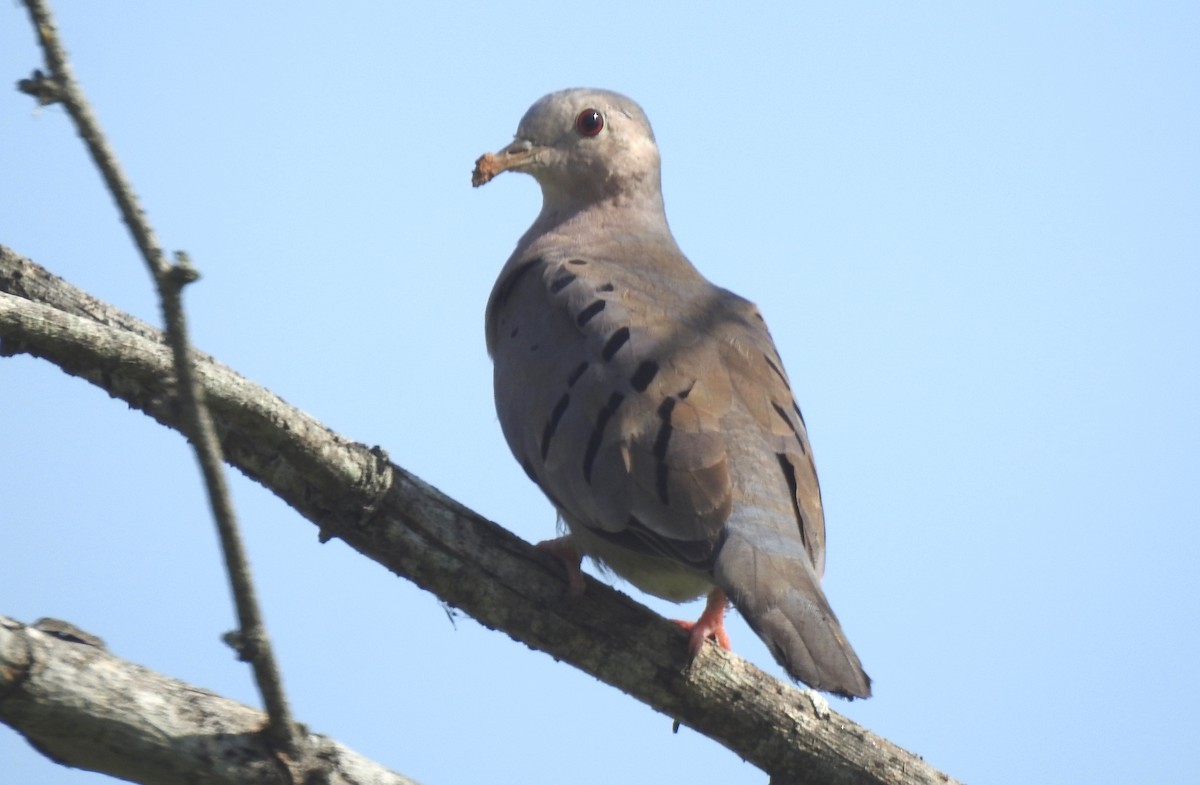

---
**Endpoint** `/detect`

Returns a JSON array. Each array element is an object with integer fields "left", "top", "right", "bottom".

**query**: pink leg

[
  {"left": 535, "top": 536, "right": 586, "bottom": 597},
  {"left": 674, "top": 588, "right": 732, "bottom": 656}
]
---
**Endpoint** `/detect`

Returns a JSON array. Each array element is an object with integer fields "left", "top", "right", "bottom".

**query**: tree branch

[
  {"left": 17, "top": 0, "right": 301, "bottom": 756},
  {"left": 0, "top": 246, "right": 960, "bottom": 785},
  {"left": 0, "top": 615, "right": 420, "bottom": 785}
]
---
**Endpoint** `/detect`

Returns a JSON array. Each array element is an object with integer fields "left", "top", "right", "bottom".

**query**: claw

[
  {"left": 535, "top": 536, "right": 586, "bottom": 597},
  {"left": 674, "top": 588, "right": 731, "bottom": 656}
]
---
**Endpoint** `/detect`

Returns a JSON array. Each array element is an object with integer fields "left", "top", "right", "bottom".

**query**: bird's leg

[
  {"left": 535, "top": 536, "right": 586, "bottom": 597},
  {"left": 674, "top": 588, "right": 732, "bottom": 656}
]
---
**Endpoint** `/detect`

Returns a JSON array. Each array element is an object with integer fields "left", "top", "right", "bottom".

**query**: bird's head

[{"left": 473, "top": 88, "right": 664, "bottom": 211}]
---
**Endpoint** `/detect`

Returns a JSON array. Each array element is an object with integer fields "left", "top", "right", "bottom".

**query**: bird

[{"left": 473, "top": 88, "right": 870, "bottom": 698}]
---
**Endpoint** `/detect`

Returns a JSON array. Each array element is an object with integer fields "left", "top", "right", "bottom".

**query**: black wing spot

[
  {"left": 598, "top": 282, "right": 615, "bottom": 292},
  {"left": 654, "top": 398, "right": 676, "bottom": 456},
  {"left": 772, "top": 400, "right": 806, "bottom": 453},
  {"left": 568, "top": 259, "right": 588, "bottom": 266},
  {"left": 653, "top": 398, "right": 676, "bottom": 504},
  {"left": 764, "top": 354, "right": 790, "bottom": 390},
  {"left": 777, "top": 453, "right": 808, "bottom": 550},
  {"left": 583, "top": 392, "right": 625, "bottom": 482},
  {"left": 577, "top": 300, "right": 606, "bottom": 326},
  {"left": 630, "top": 360, "right": 659, "bottom": 392},
  {"left": 549, "top": 272, "right": 577, "bottom": 294},
  {"left": 772, "top": 401, "right": 796, "bottom": 432},
  {"left": 792, "top": 399, "right": 808, "bottom": 429},
  {"left": 567, "top": 361, "right": 589, "bottom": 387},
  {"left": 541, "top": 393, "right": 571, "bottom": 460},
  {"left": 602, "top": 327, "right": 631, "bottom": 361}
]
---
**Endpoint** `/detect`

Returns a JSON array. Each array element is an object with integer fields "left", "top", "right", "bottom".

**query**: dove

[{"left": 474, "top": 88, "right": 870, "bottom": 698}]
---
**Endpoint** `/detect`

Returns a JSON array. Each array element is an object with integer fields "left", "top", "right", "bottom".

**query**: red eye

[{"left": 575, "top": 108, "right": 604, "bottom": 137}]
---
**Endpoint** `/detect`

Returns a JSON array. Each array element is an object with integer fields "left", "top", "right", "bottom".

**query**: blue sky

[{"left": 2, "top": 3, "right": 1197, "bottom": 784}]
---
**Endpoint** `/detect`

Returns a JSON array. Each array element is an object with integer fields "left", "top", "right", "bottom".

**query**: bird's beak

[{"left": 472, "top": 138, "right": 539, "bottom": 187}]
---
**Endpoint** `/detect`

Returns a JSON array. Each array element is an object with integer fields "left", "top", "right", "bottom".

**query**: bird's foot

[
  {"left": 674, "top": 588, "right": 731, "bottom": 656},
  {"left": 535, "top": 536, "right": 586, "bottom": 597}
]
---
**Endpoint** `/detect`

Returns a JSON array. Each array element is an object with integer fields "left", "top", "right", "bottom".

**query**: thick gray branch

[
  {"left": 0, "top": 616, "right": 419, "bottom": 785},
  {"left": 0, "top": 246, "right": 960, "bottom": 785}
]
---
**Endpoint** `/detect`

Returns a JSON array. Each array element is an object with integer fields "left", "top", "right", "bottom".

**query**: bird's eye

[{"left": 575, "top": 108, "right": 604, "bottom": 137}]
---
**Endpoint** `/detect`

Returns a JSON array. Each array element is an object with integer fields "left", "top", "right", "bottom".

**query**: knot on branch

[
  {"left": 320, "top": 445, "right": 395, "bottom": 543},
  {"left": 16, "top": 69, "right": 65, "bottom": 106},
  {"left": 222, "top": 628, "right": 266, "bottom": 663},
  {"left": 32, "top": 618, "right": 107, "bottom": 649},
  {"left": 162, "top": 251, "right": 201, "bottom": 291}
]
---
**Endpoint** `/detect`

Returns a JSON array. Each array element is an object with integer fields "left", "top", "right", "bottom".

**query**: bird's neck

[{"left": 517, "top": 192, "right": 677, "bottom": 260}]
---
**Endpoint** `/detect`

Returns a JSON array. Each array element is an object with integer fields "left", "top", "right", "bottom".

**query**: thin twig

[{"left": 19, "top": 0, "right": 301, "bottom": 759}]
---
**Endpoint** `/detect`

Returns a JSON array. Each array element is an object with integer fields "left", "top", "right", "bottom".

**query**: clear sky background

[{"left": 2, "top": 3, "right": 1197, "bottom": 784}]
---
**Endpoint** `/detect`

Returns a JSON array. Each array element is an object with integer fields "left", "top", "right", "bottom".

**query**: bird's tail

[{"left": 714, "top": 523, "right": 871, "bottom": 698}]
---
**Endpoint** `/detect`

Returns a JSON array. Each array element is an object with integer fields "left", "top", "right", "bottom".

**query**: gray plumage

[{"left": 475, "top": 88, "right": 870, "bottom": 698}]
